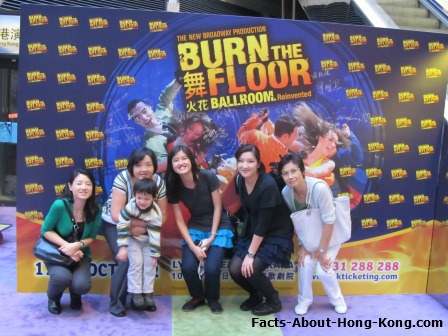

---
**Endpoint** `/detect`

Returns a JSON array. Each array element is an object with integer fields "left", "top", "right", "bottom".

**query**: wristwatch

[
  {"left": 247, "top": 251, "right": 255, "bottom": 258},
  {"left": 79, "top": 241, "right": 85, "bottom": 249},
  {"left": 318, "top": 248, "right": 326, "bottom": 254}
]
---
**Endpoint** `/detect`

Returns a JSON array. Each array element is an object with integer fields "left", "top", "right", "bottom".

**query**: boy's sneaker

[
  {"left": 143, "top": 293, "right": 157, "bottom": 312},
  {"left": 130, "top": 294, "right": 146, "bottom": 311}
]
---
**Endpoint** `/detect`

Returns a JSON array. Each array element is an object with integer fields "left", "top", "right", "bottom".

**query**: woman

[
  {"left": 41, "top": 168, "right": 101, "bottom": 314},
  {"left": 292, "top": 102, "right": 350, "bottom": 186},
  {"left": 101, "top": 147, "right": 167, "bottom": 317},
  {"left": 165, "top": 145, "right": 233, "bottom": 314},
  {"left": 278, "top": 153, "right": 347, "bottom": 315},
  {"left": 229, "top": 144, "right": 294, "bottom": 316}
]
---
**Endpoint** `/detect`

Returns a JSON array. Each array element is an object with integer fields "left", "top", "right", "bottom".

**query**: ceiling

[{"left": 0, "top": 0, "right": 306, "bottom": 19}]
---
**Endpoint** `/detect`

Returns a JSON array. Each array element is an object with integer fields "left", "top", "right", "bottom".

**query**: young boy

[{"left": 116, "top": 178, "right": 162, "bottom": 312}]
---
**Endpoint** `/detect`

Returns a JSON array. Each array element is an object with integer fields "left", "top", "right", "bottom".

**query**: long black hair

[
  {"left": 165, "top": 145, "right": 200, "bottom": 200},
  {"left": 61, "top": 168, "right": 100, "bottom": 222}
]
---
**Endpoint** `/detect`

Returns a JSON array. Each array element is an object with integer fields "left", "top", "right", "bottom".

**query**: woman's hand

[
  {"left": 59, "top": 242, "right": 82, "bottom": 257},
  {"left": 70, "top": 250, "right": 84, "bottom": 262},
  {"left": 116, "top": 246, "right": 128, "bottom": 262},
  {"left": 192, "top": 244, "right": 207, "bottom": 261},
  {"left": 130, "top": 218, "right": 146, "bottom": 236},
  {"left": 151, "top": 257, "right": 157, "bottom": 267},
  {"left": 241, "top": 256, "right": 254, "bottom": 278},
  {"left": 201, "top": 237, "right": 214, "bottom": 251},
  {"left": 297, "top": 245, "right": 313, "bottom": 266},
  {"left": 318, "top": 252, "right": 332, "bottom": 272}
]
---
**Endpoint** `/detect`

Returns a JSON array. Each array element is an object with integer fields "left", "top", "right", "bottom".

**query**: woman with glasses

[{"left": 278, "top": 153, "right": 347, "bottom": 316}]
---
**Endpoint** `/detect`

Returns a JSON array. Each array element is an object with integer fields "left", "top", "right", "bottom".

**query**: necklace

[{"left": 73, "top": 209, "right": 84, "bottom": 221}]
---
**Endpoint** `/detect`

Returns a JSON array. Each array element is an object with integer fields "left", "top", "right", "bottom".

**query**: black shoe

[
  {"left": 143, "top": 293, "right": 157, "bottom": 312},
  {"left": 70, "top": 294, "right": 82, "bottom": 310},
  {"left": 130, "top": 294, "right": 146, "bottom": 311},
  {"left": 208, "top": 300, "right": 223, "bottom": 314},
  {"left": 181, "top": 298, "right": 206, "bottom": 312},
  {"left": 240, "top": 294, "right": 263, "bottom": 311},
  {"left": 48, "top": 299, "right": 61, "bottom": 315},
  {"left": 110, "top": 310, "right": 126, "bottom": 317},
  {"left": 251, "top": 301, "right": 282, "bottom": 316}
]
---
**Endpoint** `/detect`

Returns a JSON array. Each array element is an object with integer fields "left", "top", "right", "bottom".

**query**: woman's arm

[
  {"left": 317, "top": 223, "right": 335, "bottom": 272},
  {"left": 203, "top": 189, "right": 222, "bottom": 249},
  {"left": 111, "top": 188, "right": 147, "bottom": 235},
  {"left": 110, "top": 188, "right": 127, "bottom": 223},
  {"left": 304, "top": 159, "right": 335, "bottom": 177},
  {"left": 241, "top": 234, "right": 264, "bottom": 278},
  {"left": 304, "top": 160, "right": 335, "bottom": 186},
  {"left": 172, "top": 203, "right": 207, "bottom": 260},
  {"left": 155, "top": 197, "right": 168, "bottom": 226}
]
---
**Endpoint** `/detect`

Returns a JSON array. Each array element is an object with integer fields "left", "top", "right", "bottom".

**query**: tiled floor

[{"left": 1, "top": 206, "right": 447, "bottom": 336}]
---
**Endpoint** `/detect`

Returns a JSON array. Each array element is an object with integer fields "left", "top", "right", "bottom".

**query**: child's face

[{"left": 135, "top": 192, "right": 153, "bottom": 210}]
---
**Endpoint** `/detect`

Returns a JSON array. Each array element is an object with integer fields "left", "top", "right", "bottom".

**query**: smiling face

[
  {"left": 133, "top": 155, "right": 155, "bottom": 180},
  {"left": 172, "top": 149, "right": 192, "bottom": 176},
  {"left": 69, "top": 173, "right": 93, "bottom": 201},
  {"left": 129, "top": 102, "right": 160, "bottom": 128},
  {"left": 237, "top": 151, "right": 260, "bottom": 180}
]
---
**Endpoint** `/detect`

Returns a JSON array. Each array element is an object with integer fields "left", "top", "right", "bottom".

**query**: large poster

[{"left": 17, "top": 4, "right": 448, "bottom": 295}]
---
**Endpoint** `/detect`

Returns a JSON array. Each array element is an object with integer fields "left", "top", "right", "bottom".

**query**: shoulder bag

[
  {"left": 290, "top": 181, "right": 351, "bottom": 252},
  {"left": 33, "top": 200, "right": 80, "bottom": 267}
]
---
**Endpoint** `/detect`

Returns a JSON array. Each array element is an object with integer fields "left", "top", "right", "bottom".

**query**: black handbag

[{"left": 33, "top": 200, "right": 80, "bottom": 267}]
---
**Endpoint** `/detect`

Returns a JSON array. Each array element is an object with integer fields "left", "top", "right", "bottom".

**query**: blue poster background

[{"left": 16, "top": 4, "right": 448, "bottom": 293}]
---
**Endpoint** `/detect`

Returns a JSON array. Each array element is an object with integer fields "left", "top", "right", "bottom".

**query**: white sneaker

[
  {"left": 334, "top": 304, "right": 347, "bottom": 314},
  {"left": 294, "top": 303, "right": 309, "bottom": 315}
]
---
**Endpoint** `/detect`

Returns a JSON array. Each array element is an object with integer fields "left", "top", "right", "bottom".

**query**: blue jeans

[{"left": 181, "top": 245, "right": 225, "bottom": 302}]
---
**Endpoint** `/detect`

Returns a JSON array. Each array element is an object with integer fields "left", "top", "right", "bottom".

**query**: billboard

[{"left": 17, "top": 4, "right": 448, "bottom": 295}]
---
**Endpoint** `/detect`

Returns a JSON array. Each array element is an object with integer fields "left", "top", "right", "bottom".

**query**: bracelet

[
  {"left": 79, "top": 241, "right": 85, "bottom": 249},
  {"left": 210, "top": 232, "right": 217, "bottom": 236}
]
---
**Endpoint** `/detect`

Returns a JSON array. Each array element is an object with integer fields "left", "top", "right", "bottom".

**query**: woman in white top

[{"left": 278, "top": 153, "right": 347, "bottom": 316}]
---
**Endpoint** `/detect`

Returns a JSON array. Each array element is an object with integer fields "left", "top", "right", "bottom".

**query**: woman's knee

[
  {"left": 229, "top": 257, "right": 242, "bottom": 279},
  {"left": 316, "top": 262, "right": 334, "bottom": 278},
  {"left": 49, "top": 270, "right": 72, "bottom": 287},
  {"left": 204, "top": 263, "right": 221, "bottom": 276},
  {"left": 72, "top": 280, "right": 91, "bottom": 295}
]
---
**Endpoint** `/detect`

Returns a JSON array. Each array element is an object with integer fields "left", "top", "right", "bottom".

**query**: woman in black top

[
  {"left": 165, "top": 145, "right": 233, "bottom": 314},
  {"left": 229, "top": 144, "right": 294, "bottom": 316}
]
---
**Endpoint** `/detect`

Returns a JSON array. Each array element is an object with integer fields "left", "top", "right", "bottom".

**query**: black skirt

[{"left": 233, "top": 234, "right": 294, "bottom": 268}]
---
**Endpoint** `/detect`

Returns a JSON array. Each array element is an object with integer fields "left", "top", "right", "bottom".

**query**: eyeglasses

[{"left": 281, "top": 169, "right": 299, "bottom": 177}]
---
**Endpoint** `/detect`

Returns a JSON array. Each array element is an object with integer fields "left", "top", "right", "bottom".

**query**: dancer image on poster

[
  {"left": 171, "top": 112, "right": 220, "bottom": 170},
  {"left": 332, "top": 123, "right": 365, "bottom": 208},
  {"left": 237, "top": 108, "right": 300, "bottom": 173},
  {"left": 292, "top": 102, "right": 351, "bottom": 187},
  {"left": 127, "top": 72, "right": 184, "bottom": 174}
]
